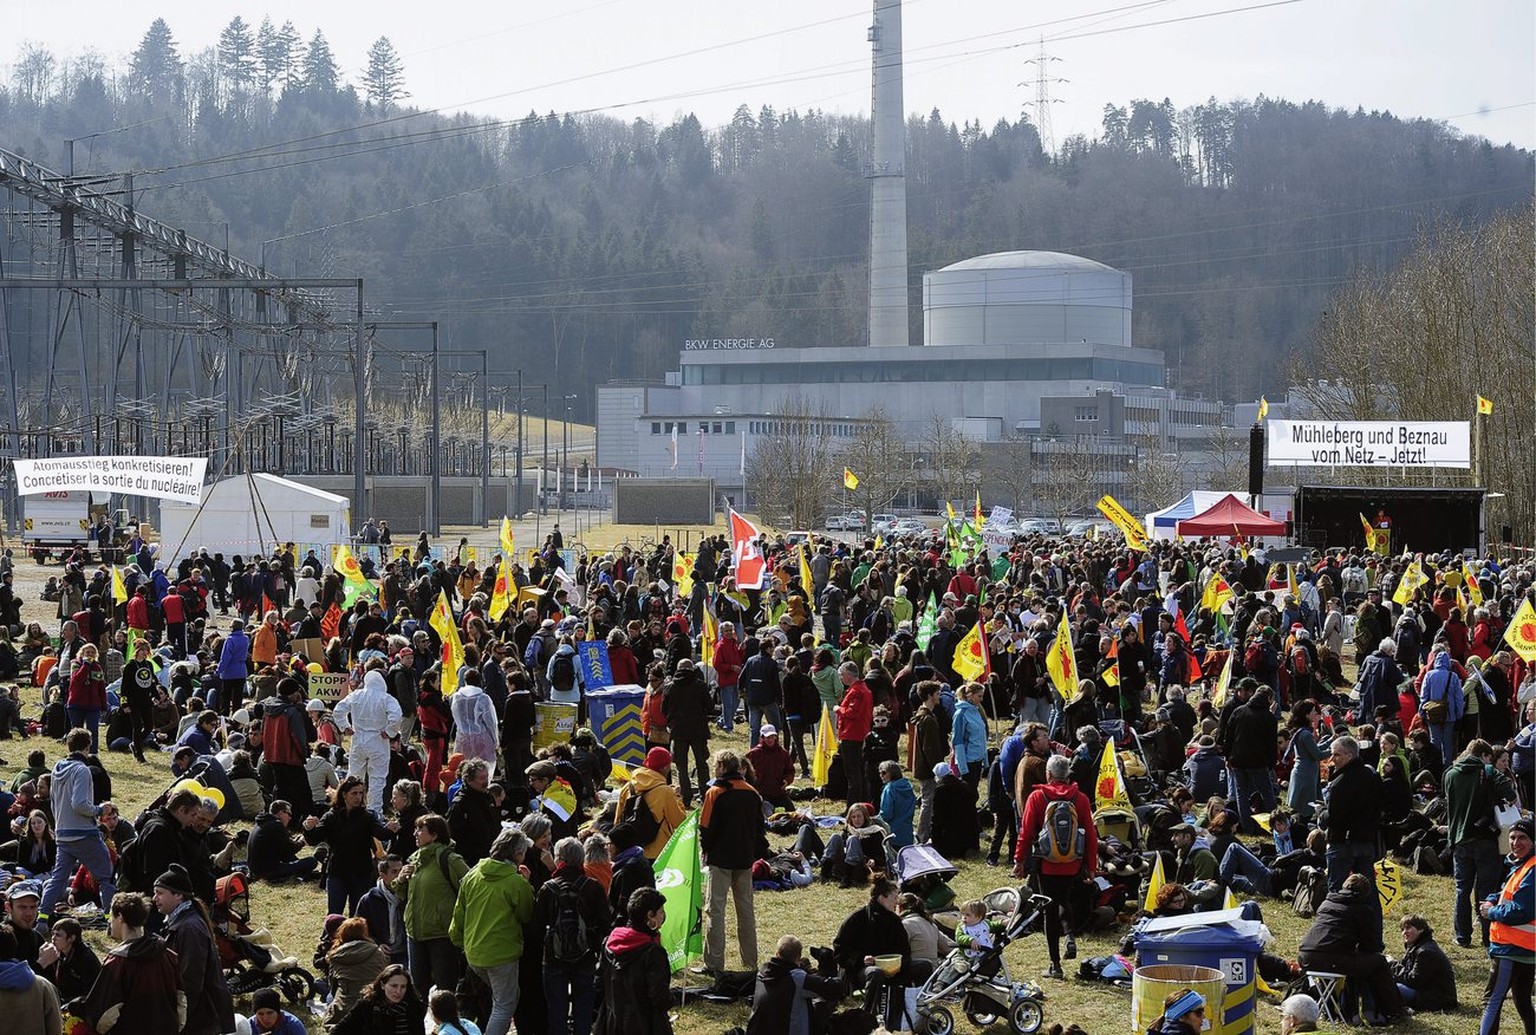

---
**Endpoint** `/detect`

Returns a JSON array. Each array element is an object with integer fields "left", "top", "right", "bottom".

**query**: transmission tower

[{"left": 1022, "top": 38, "right": 1066, "bottom": 158}]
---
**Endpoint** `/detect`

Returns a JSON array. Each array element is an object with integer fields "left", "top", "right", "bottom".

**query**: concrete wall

[
  {"left": 614, "top": 478, "right": 717, "bottom": 524},
  {"left": 289, "top": 476, "right": 538, "bottom": 533}
]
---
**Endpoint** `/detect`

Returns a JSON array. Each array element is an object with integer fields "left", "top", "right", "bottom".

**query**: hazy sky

[{"left": 9, "top": 0, "right": 1534, "bottom": 150}]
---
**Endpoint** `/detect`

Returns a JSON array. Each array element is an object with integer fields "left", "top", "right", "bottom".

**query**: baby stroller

[
  {"left": 894, "top": 843, "right": 959, "bottom": 912},
  {"left": 913, "top": 888, "right": 1050, "bottom": 1035},
  {"left": 212, "top": 872, "right": 316, "bottom": 1003}
]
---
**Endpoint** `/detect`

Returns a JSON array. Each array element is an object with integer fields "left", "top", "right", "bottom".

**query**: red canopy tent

[{"left": 1175, "top": 493, "right": 1287, "bottom": 537}]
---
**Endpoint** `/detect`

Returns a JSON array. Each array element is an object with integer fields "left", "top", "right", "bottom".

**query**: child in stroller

[
  {"left": 212, "top": 871, "right": 316, "bottom": 1003},
  {"left": 913, "top": 887, "right": 1049, "bottom": 1035}
]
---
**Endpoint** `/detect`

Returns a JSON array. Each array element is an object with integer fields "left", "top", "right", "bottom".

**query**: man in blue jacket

[
  {"left": 41, "top": 728, "right": 116, "bottom": 918},
  {"left": 738, "top": 638, "right": 783, "bottom": 748}
]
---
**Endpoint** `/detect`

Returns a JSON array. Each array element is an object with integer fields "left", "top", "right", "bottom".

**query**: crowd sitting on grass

[{"left": 0, "top": 528, "right": 1532, "bottom": 1035}]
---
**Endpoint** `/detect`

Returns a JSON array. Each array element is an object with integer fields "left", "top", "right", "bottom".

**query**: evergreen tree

[
  {"left": 302, "top": 30, "right": 340, "bottom": 94},
  {"left": 255, "top": 17, "right": 280, "bottom": 93},
  {"left": 217, "top": 15, "right": 257, "bottom": 93},
  {"left": 362, "top": 37, "right": 408, "bottom": 109},
  {"left": 129, "top": 17, "right": 183, "bottom": 105}
]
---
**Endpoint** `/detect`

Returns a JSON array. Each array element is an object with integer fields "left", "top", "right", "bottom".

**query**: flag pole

[{"left": 1473, "top": 403, "right": 1481, "bottom": 489}]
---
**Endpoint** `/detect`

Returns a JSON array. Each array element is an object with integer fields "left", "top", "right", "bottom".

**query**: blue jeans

[
  {"left": 66, "top": 707, "right": 100, "bottom": 754},
  {"left": 718, "top": 684, "right": 739, "bottom": 732},
  {"left": 1232, "top": 767, "right": 1276, "bottom": 832},
  {"left": 1219, "top": 841, "right": 1273, "bottom": 897},
  {"left": 42, "top": 832, "right": 115, "bottom": 915},
  {"left": 544, "top": 958, "right": 597, "bottom": 1035},
  {"left": 1428, "top": 722, "right": 1456, "bottom": 767},
  {"left": 407, "top": 935, "right": 462, "bottom": 996},
  {"left": 1452, "top": 838, "right": 1502, "bottom": 945},
  {"left": 1481, "top": 956, "right": 1534, "bottom": 1035},
  {"left": 325, "top": 873, "right": 372, "bottom": 918},
  {"left": 1325, "top": 840, "right": 1382, "bottom": 941},
  {"left": 747, "top": 703, "right": 781, "bottom": 748},
  {"left": 474, "top": 959, "right": 521, "bottom": 1035}
]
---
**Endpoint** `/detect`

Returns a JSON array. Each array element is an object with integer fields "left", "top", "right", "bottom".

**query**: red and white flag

[{"left": 729, "top": 509, "right": 767, "bottom": 590}]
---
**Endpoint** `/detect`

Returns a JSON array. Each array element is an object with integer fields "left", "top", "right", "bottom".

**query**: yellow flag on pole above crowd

[
  {"left": 1097, "top": 495, "right": 1150, "bottom": 551},
  {"left": 673, "top": 552, "right": 695, "bottom": 598},
  {"left": 1476, "top": 395, "right": 1494, "bottom": 415},
  {"left": 1143, "top": 853, "right": 1166, "bottom": 912},
  {"left": 974, "top": 491, "right": 984, "bottom": 526},
  {"left": 1462, "top": 562, "right": 1483, "bottom": 607},
  {"left": 1095, "top": 742, "right": 1131, "bottom": 811},
  {"left": 111, "top": 566, "right": 128, "bottom": 604},
  {"left": 1044, "top": 609, "right": 1077, "bottom": 698},
  {"left": 430, "top": 589, "right": 466, "bottom": 695},
  {"left": 1200, "top": 573, "right": 1233, "bottom": 614},
  {"left": 1503, "top": 597, "right": 1536, "bottom": 662},
  {"left": 500, "top": 515, "right": 516, "bottom": 560},
  {"left": 489, "top": 567, "right": 512, "bottom": 621},
  {"left": 700, "top": 607, "right": 718, "bottom": 670},
  {"left": 1257, "top": 396, "right": 1269, "bottom": 421},
  {"left": 799, "top": 546, "right": 815, "bottom": 594},
  {"left": 843, "top": 467, "right": 860, "bottom": 491},
  {"left": 1360, "top": 513, "right": 1389, "bottom": 555}
]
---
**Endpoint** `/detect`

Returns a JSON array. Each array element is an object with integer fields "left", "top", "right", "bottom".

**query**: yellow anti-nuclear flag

[
  {"left": 500, "top": 515, "right": 516, "bottom": 561},
  {"left": 1503, "top": 597, "right": 1536, "bottom": 662},
  {"left": 1095, "top": 741, "right": 1130, "bottom": 811},
  {"left": 674, "top": 552, "right": 695, "bottom": 598},
  {"left": 843, "top": 467, "right": 860, "bottom": 491},
  {"left": 1044, "top": 609, "right": 1077, "bottom": 698},
  {"left": 1097, "top": 494, "right": 1150, "bottom": 551},
  {"left": 429, "top": 589, "right": 466, "bottom": 695},
  {"left": 1143, "top": 852, "right": 1166, "bottom": 912},
  {"left": 812, "top": 704, "right": 837, "bottom": 786},
  {"left": 1210, "top": 649, "right": 1235, "bottom": 708},
  {"left": 952, "top": 620, "right": 989, "bottom": 682},
  {"left": 334, "top": 542, "right": 368, "bottom": 584},
  {"left": 700, "top": 607, "right": 718, "bottom": 670},
  {"left": 111, "top": 566, "right": 128, "bottom": 604},
  {"left": 1476, "top": 395, "right": 1494, "bottom": 415},
  {"left": 1200, "top": 572, "right": 1233, "bottom": 614},
  {"left": 1462, "top": 562, "right": 1483, "bottom": 608},
  {"left": 489, "top": 566, "right": 512, "bottom": 621},
  {"left": 1359, "top": 513, "right": 1389, "bottom": 555},
  {"left": 1392, "top": 561, "right": 1427, "bottom": 606},
  {"left": 799, "top": 546, "right": 815, "bottom": 594}
]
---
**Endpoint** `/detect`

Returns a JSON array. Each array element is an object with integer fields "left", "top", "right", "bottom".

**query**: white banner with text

[
  {"left": 1266, "top": 420, "right": 1470, "bottom": 468},
  {"left": 11, "top": 455, "right": 209, "bottom": 504}
]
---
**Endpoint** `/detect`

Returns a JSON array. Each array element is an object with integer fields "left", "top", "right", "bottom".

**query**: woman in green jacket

[
  {"left": 450, "top": 827, "right": 535, "bottom": 1035},
  {"left": 395, "top": 813, "right": 469, "bottom": 997}
]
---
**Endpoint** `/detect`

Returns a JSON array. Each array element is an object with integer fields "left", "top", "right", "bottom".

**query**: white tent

[
  {"left": 1144, "top": 491, "right": 1228, "bottom": 541},
  {"left": 158, "top": 473, "right": 351, "bottom": 564}
]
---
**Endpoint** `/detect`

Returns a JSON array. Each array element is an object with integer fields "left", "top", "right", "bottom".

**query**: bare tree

[
  {"left": 1200, "top": 424, "right": 1250, "bottom": 493},
  {"left": 923, "top": 416, "right": 981, "bottom": 511},
  {"left": 1125, "top": 442, "right": 1191, "bottom": 514},
  {"left": 1032, "top": 435, "right": 1117, "bottom": 526},
  {"left": 748, "top": 395, "right": 838, "bottom": 529},
  {"left": 1294, "top": 207, "right": 1535, "bottom": 542},
  {"left": 841, "top": 407, "right": 908, "bottom": 525}
]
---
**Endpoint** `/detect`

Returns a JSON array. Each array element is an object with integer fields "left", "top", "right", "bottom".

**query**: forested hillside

[{"left": 3, "top": 17, "right": 1531, "bottom": 417}]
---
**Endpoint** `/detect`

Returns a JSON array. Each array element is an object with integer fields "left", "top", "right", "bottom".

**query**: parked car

[
  {"left": 1065, "top": 518, "right": 1114, "bottom": 537},
  {"left": 825, "top": 512, "right": 867, "bottom": 531},
  {"left": 1019, "top": 518, "right": 1064, "bottom": 535},
  {"left": 871, "top": 514, "right": 900, "bottom": 534},
  {"left": 893, "top": 517, "right": 929, "bottom": 536}
]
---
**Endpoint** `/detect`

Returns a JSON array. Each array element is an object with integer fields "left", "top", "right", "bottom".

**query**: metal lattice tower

[{"left": 1022, "top": 38, "right": 1066, "bottom": 158}]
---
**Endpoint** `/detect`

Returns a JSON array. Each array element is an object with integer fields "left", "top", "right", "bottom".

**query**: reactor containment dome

[{"left": 922, "top": 249, "right": 1132, "bottom": 349}]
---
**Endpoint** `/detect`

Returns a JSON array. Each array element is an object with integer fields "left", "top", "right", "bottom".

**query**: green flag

[
  {"left": 960, "top": 520, "right": 983, "bottom": 546},
  {"left": 916, "top": 592, "right": 939, "bottom": 652},
  {"left": 991, "top": 555, "right": 1010, "bottom": 581},
  {"left": 655, "top": 809, "right": 704, "bottom": 973}
]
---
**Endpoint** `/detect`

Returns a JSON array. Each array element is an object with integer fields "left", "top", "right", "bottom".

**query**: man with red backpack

[{"left": 1014, "top": 753, "right": 1097, "bottom": 980}]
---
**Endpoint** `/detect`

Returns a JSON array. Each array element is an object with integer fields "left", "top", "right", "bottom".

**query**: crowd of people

[{"left": 0, "top": 522, "right": 1532, "bottom": 1035}]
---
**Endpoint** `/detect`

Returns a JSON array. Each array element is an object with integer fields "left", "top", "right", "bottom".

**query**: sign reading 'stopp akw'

[
  {"left": 1266, "top": 420, "right": 1470, "bottom": 469},
  {"left": 11, "top": 455, "right": 209, "bottom": 505}
]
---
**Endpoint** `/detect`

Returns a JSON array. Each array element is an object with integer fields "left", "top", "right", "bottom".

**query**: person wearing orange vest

[{"left": 1478, "top": 818, "right": 1534, "bottom": 1035}]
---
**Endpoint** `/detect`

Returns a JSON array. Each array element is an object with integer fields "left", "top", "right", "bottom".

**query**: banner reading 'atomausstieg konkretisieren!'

[{"left": 11, "top": 455, "right": 208, "bottom": 505}]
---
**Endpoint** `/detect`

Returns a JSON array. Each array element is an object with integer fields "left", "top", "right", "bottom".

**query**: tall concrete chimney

[{"left": 867, "top": 0, "right": 909, "bottom": 347}]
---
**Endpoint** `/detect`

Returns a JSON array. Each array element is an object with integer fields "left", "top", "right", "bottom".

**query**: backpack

[
  {"left": 1289, "top": 644, "right": 1310, "bottom": 677},
  {"left": 115, "top": 829, "right": 148, "bottom": 892},
  {"left": 1035, "top": 797, "right": 1086, "bottom": 865},
  {"left": 610, "top": 787, "right": 662, "bottom": 851},
  {"left": 548, "top": 877, "right": 593, "bottom": 963},
  {"left": 42, "top": 701, "right": 69, "bottom": 739},
  {"left": 1291, "top": 865, "right": 1327, "bottom": 918},
  {"left": 551, "top": 654, "right": 576, "bottom": 693},
  {"left": 523, "top": 635, "right": 547, "bottom": 672}
]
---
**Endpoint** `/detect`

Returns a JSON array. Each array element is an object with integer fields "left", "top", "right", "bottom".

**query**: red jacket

[
  {"left": 835, "top": 680, "right": 872, "bottom": 743},
  {"left": 712, "top": 637, "right": 745, "bottom": 689},
  {"left": 160, "top": 592, "right": 184, "bottom": 624},
  {"left": 609, "top": 645, "right": 641, "bottom": 686},
  {"left": 745, "top": 741, "right": 795, "bottom": 801},
  {"left": 126, "top": 595, "right": 150, "bottom": 631},
  {"left": 1015, "top": 780, "right": 1098, "bottom": 875},
  {"left": 67, "top": 659, "right": 107, "bottom": 711}
]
